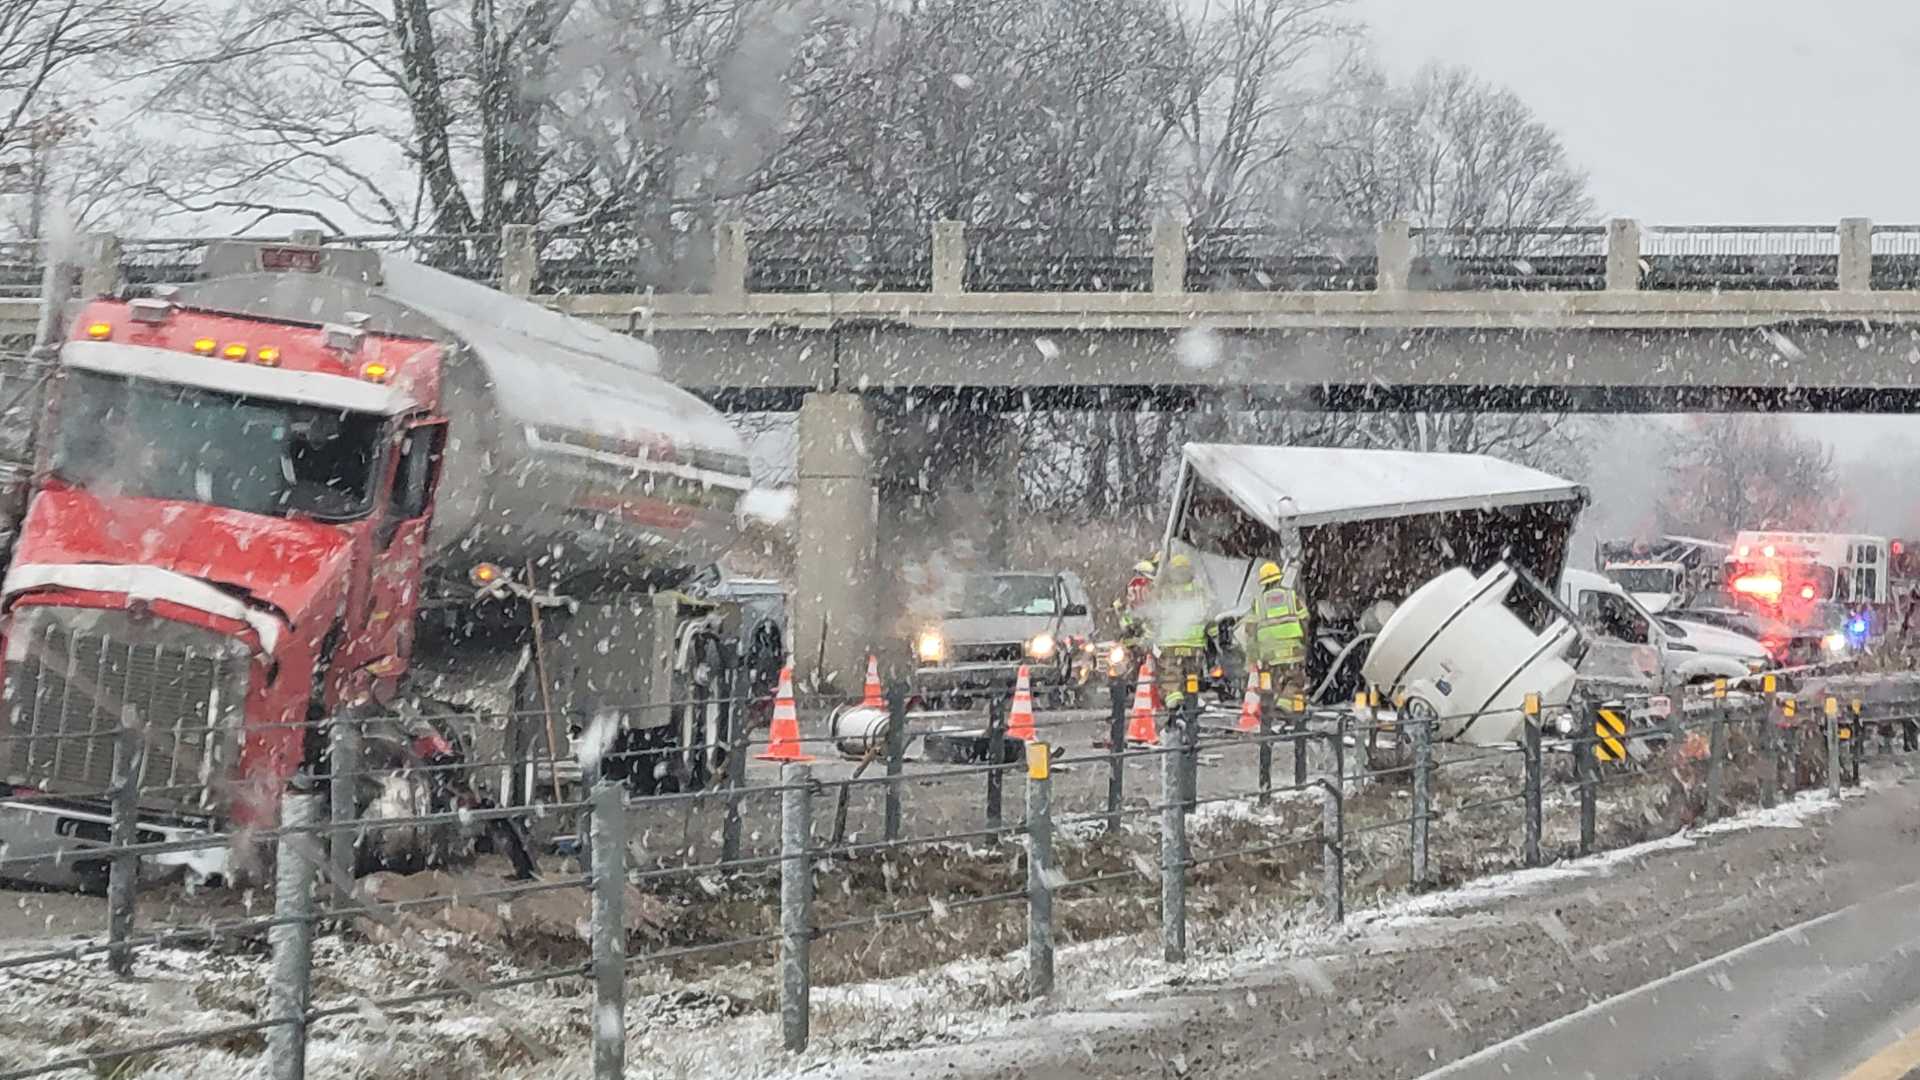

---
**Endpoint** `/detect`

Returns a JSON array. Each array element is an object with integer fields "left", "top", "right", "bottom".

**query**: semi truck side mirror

[{"left": 1063, "top": 602, "right": 1088, "bottom": 616}]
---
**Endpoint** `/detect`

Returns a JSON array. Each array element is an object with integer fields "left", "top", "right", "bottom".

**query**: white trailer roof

[{"left": 1180, "top": 443, "right": 1586, "bottom": 531}]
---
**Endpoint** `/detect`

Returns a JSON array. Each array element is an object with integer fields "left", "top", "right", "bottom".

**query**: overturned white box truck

[{"left": 1162, "top": 444, "right": 1590, "bottom": 745}]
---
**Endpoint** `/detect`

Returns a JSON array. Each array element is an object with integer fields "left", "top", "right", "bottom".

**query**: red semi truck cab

[
  {"left": 0, "top": 291, "right": 448, "bottom": 878},
  {"left": 0, "top": 240, "right": 751, "bottom": 886}
]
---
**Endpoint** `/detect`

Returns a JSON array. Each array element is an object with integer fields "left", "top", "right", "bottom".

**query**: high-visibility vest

[{"left": 1249, "top": 585, "right": 1306, "bottom": 663}]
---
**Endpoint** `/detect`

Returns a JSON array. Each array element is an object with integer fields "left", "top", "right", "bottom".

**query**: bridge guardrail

[{"left": 6, "top": 217, "right": 1920, "bottom": 303}]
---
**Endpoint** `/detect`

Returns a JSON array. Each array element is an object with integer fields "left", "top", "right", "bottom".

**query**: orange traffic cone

[
  {"left": 1007, "top": 664, "right": 1037, "bottom": 741},
  {"left": 1237, "top": 664, "right": 1263, "bottom": 733},
  {"left": 756, "top": 665, "right": 814, "bottom": 762},
  {"left": 1126, "top": 658, "right": 1159, "bottom": 746},
  {"left": 861, "top": 654, "right": 885, "bottom": 710}
]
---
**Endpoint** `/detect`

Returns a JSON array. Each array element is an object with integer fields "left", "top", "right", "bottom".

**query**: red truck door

[{"left": 352, "top": 421, "right": 447, "bottom": 684}]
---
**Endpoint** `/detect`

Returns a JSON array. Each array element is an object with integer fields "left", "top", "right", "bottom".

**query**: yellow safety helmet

[
  {"left": 1134, "top": 559, "right": 1157, "bottom": 575},
  {"left": 1258, "top": 560, "right": 1284, "bottom": 586}
]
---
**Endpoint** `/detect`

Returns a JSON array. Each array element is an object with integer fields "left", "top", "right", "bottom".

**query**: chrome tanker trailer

[{"left": 0, "top": 238, "right": 752, "bottom": 884}]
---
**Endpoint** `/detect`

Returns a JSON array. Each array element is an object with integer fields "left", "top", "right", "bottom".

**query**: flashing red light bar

[{"left": 1733, "top": 574, "right": 1783, "bottom": 600}]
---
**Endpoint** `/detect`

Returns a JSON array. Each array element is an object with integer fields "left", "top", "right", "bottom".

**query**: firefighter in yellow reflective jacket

[
  {"left": 1152, "top": 553, "right": 1213, "bottom": 711},
  {"left": 1240, "top": 560, "right": 1308, "bottom": 694}
]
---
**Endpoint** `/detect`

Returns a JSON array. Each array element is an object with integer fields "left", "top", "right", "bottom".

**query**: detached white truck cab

[{"left": 1560, "top": 569, "right": 1769, "bottom": 690}]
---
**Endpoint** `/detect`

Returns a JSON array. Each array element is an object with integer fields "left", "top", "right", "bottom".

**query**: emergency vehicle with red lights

[
  {"left": 0, "top": 239, "right": 753, "bottom": 886},
  {"left": 1723, "top": 531, "right": 1889, "bottom": 659}
]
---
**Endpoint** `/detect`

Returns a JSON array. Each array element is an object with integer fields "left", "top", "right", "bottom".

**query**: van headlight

[
  {"left": 916, "top": 630, "right": 945, "bottom": 664},
  {"left": 1823, "top": 632, "right": 1848, "bottom": 656},
  {"left": 1027, "top": 632, "right": 1057, "bottom": 661}
]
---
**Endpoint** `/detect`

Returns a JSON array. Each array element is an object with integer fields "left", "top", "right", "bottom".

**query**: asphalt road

[{"left": 813, "top": 756, "right": 1920, "bottom": 1080}]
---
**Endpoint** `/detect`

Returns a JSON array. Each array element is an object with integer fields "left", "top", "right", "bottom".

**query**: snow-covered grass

[{"left": 0, "top": 768, "right": 1854, "bottom": 1079}]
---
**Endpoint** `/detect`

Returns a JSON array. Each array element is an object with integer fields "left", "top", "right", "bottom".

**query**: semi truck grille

[{"left": 1, "top": 608, "right": 247, "bottom": 813}]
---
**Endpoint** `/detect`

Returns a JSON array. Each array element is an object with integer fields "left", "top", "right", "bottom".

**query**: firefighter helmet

[{"left": 1258, "top": 560, "right": 1284, "bottom": 586}]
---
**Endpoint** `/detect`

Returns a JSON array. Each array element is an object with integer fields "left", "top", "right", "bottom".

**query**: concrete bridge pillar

[
  {"left": 1606, "top": 218, "right": 1642, "bottom": 291},
  {"left": 1376, "top": 220, "right": 1412, "bottom": 293},
  {"left": 791, "top": 392, "right": 878, "bottom": 693},
  {"left": 790, "top": 391, "right": 1021, "bottom": 692},
  {"left": 1839, "top": 218, "right": 1873, "bottom": 292}
]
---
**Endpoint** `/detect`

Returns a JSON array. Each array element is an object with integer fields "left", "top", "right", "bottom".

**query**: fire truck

[
  {"left": 0, "top": 240, "right": 754, "bottom": 886},
  {"left": 1722, "top": 531, "right": 1888, "bottom": 661}
]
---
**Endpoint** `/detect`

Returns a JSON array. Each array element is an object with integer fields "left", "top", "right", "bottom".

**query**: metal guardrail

[{"left": 0, "top": 677, "right": 1911, "bottom": 1077}]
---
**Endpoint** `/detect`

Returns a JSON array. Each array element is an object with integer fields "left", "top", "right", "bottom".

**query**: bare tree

[
  {"left": 770, "top": 0, "right": 1187, "bottom": 235},
  {"left": 0, "top": 0, "right": 173, "bottom": 236},
  {"left": 1163, "top": 0, "right": 1350, "bottom": 235},
  {"left": 1657, "top": 415, "right": 1841, "bottom": 538},
  {"left": 1302, "top": 53, "right": 1592, "bottom": 238},
  {"left": 130, "top": 0, "right": 849, "bottom": 265}
]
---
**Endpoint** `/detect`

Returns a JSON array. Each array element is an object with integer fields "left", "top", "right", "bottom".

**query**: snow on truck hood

[{"left": 4, "top": 486, "right": 355, "bottom": 646}]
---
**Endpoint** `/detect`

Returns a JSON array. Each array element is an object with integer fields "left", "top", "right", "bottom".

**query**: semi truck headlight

[
  {"left": 1027, "top": 632, "right": 1057, "bottom": 660},
  {"left": 1823, "top": 632, "right": 1848, "bottom": 655},
  {"left": 916, "top": 630, "right": 945, "bottom": 664}
]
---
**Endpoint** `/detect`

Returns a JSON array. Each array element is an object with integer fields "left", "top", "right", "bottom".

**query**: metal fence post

[
  {"left": 1181, "top": 692, "right": 1200, "bottom": 811},
  {"left": 1761, "top": 697, "right": 1780, "bottom": 808},
  {"left": 106, "top": 713, "right": 145, "bottom": 977},
  {"left": 1320, "top": 719, "right": 1345, "bottom": 924},
  {"left": 1160, "top": 745, "right": 1187, "bottom": 962},
  {"left": 720, "top": 676, "right": 749, "bottom": 862},
  {"left": 1293, "top": 693, "right": 1308, "bottom": 789},
  {"left": 779, "top": 762, "right": 813, "bottom": 1052},
  {"left": 589, "top": 779, "right": 627, "bottom": 1079},
  {"left": 1107, "top": 672, "right": 1127, "bottom": 834},
  {"left": 268, "top": 789, "right": 319, "bottom": 1080},
  {"left": 1826, "top": 697, "right": 1842, "bottom": 800},
  {"left": 1026, "top": 743, "right": 1054, "bottom": 998},
  {"left": 985, "top": 697, "right": 1006, "bottom": 833},
  {"left": 1256, "top": 671, "right": 1273, "bottom": 804},
  {"left": 1576, "top": 699, "right": 1596, "bottom": 857},
  {"left": 883, "top": 682, "right": 908, "bottom": 843},
  {"left": 1705, "top": 692, "right": 1727, "bottom": 822},
  {"left": 328, "top": 717, "right": 359, "bottom": 892},
  {"left": 1522, "top": 714, "right": 1542, "bottom": 868},
  {"left": 1849, "top": 699, "right": 1864, "bottom": 787},
  {"left": 1410, "top": 708, "right": 1431, "bottom": 889}
]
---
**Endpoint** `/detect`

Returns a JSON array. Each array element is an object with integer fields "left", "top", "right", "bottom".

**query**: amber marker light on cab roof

[
  {"left": 221, "top": 342, "right": 249, "bottom": 361},
  {"left": 85, "top": 322, "right": 111, "bottom": 339},
  {"left": 359, "top": 361, "right": 391, "bottom": 383},
  {"left": 254, "top": 346, "right": 281, "bottom": 367},
  {"left": 191, "top": 337, "right": 217, "bottom": 355}
]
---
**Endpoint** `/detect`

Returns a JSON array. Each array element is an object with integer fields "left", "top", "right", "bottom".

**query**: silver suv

[{"left": 912, "top": 571, "right": 1097, "bottom": 708}]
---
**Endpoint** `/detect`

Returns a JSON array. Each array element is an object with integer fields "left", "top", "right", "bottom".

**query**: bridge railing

[{"left": 34, "top": 216, "right": 1920, "bottom": 300}]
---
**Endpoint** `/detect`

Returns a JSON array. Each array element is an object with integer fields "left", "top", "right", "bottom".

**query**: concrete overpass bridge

[{"left": 16, "top": 219, "right": 1920, "bottom": 687}]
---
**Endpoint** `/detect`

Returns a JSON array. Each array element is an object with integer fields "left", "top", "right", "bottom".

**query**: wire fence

[{"left": 3, "top": 670, "right": 1913, "bottom": 1078}]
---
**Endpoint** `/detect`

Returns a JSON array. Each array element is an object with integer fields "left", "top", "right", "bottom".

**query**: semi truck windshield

[{"left": 51, "top": 371, "right": 386, "bottom": 520}]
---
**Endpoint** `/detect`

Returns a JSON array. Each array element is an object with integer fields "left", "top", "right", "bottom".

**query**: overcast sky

[
  {"left": 1357, "top": 0, "right": 1920, "bottom": 476},
  {"left": 1358, "top": 0, "right": 1920, "bottom": 224}
]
